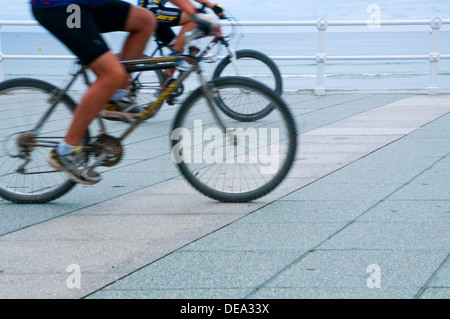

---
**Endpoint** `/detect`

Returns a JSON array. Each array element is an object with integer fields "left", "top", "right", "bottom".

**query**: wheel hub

[{"left": 16, "top": 132, "right": 36, "bottom": 153}]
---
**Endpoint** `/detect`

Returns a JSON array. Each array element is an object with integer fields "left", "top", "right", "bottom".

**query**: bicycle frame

[
  {"left": 25, "top": 54, "right": 233, "bottom": 171},
  {"left": 150, "top": 29, "right": 242, "bottom": 76},
  {"left": 120, "top": 54, "right": 230, "bottom": 138}
]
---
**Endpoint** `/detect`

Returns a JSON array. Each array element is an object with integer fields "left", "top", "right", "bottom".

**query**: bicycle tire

[
  {"left": 171, "top": 76, "right": 297, "bottom": 203},
  {"left": 0, "top": 78, "right": 83, "bottom": 204},
  {"left": 212, "top": 49, "right": 283, "bottom": 121},
  {"left": 153, "top": 69, "right": 166, "bottom": 87}
]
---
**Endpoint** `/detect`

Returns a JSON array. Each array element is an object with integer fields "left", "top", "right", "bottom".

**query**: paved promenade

[{"left": 0, "top": 92, "right": 449, "bottom": 299}]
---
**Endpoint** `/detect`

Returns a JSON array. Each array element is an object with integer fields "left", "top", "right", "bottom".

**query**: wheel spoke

[{"left": 0, "top": 79, "right": 78, "bottom": 203}]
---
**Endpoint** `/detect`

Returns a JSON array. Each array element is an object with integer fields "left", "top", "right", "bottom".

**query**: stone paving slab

[
  {"left": 0, "top": 93, "right": 449, "bottom": 299},
  {"left": 261, "top": 249, "right": 448, "bottom": 289},
  {"left": 90, "top": 94, "right": 449, "bottom": 300}
]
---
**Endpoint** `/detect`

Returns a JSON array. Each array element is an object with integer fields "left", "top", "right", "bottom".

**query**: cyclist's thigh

[
  {"left": 32, "top": 5, "right": 109, "bottom": 66},
  {"left": 151, "top": 7, "right": 181, "bottom": 45},
  {"left": 154, "top": 24, "right": 177, "bottom": 46},
  {"left": 179, "top": 11, "right": 194, "bottom": 25},
  {"left": 93, "top": 0, "right": 132, "bottom": 32}
]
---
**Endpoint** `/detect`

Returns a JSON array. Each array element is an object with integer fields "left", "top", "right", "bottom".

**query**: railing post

[
  {"left": 315, "top": 18, "right": 328, "bottom": 95},
  {"left": 427, "top": 17, "right": 442, "bottom": 95}
]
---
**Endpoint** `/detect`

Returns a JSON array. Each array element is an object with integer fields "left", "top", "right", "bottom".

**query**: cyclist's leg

[
  {"left": 96, "top": 2, "right": 156, "bottom": 106},
  {"left": 153, "top": 6, "right": 182, "bottom": 52},
  {"left": 170, "top": 12, "right": 197, "bottom": 54},
  {"left": 121, "top": 5, "right": 156, "bottom": 61},
  {"left": 171, "top": 11, "right": 222, "bottom": 54},
  {"left": 67, "top": 52, "right": 126, "bottom": 147},
  {"left": 67, "top": 1, "right": 155, "bottom": 146},
  {"left": 32, "top": 4, "right": 126, "bottom": 148},
  {"left": 168, "top": 0, "right": 197, "bottom": 16},
  {"left": 151, "top": 7, "right": 190, "bottom": 76},
  {"left": 67, "top": 2, "right": 156, "bottom": 143},
  {"left": 33, "top": 2, "right": 154, "bottom": 183}
]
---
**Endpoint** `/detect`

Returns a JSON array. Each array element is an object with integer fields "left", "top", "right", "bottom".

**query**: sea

[{"left": 1, "top": 29, "right": 450, "bottom": 93}]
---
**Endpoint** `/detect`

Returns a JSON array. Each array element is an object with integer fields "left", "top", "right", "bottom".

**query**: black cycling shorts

[
  {"left": 150, "top": 6, "right": 182, "bottom": 45},
  {"left": 32, "top": 0, "right": 131, "bottom": 66}
]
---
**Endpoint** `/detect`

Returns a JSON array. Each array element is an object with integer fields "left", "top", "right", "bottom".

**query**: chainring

[
  {"left": 165, "top": 78, "right": 184, "bottom": 97},
  {"left": 92, "top": 134, "right": 123, "bottom": 167}
]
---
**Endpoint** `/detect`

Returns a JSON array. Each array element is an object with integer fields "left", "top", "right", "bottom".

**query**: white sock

[{"left": 57, "top": 140, "right": 78, "bottom": 156}]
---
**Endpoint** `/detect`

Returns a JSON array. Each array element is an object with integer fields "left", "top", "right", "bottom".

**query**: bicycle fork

[
  {"left": 227, "top": 48, "right": 242, "bottom": 77},
  {"left": 198, "top": 71, "right": 238, "bottom": 145}
]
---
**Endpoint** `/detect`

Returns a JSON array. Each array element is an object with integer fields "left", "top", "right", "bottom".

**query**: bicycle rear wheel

[
  {"left": 0, "top": 78, "right": 82, "bottom": 203},
  {"left": 213, "top": 49, "right": 283, "bottom": 95},
  {"left": 171, "top": 77, "right": 297, "bottom": 203},
  {"left": 212, "top": 50, "right": 283, "bottom": 121}
]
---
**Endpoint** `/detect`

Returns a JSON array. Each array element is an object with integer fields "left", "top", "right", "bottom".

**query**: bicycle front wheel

[
  {"left": 171, "top": 77, "right": 297, "bottom": 203},
  {"left": 0, "top": 78, "right": 81, "bottom": 204}
]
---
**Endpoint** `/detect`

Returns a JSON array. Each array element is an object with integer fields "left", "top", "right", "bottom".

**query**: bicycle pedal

[{"left": 167, "top": 98, "right": 175, "bottom": 106}]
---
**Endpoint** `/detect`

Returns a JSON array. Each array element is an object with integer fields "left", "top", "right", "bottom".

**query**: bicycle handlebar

[{"left": 193, "top": 13, "right": 221, "bottom": 30}]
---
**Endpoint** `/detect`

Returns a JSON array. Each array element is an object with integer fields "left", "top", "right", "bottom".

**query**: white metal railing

[{"left": 1, "top": 18, "right": 449, "bottom": 94}]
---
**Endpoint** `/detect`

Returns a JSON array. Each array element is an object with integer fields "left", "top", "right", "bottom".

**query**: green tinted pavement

[{"left": 0, "top": 93, "right": 449, "bottom": 299}]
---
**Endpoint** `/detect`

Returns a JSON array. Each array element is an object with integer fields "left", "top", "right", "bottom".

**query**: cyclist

[
  {"left": 106, "top": 0, "right": 223, "bottom": 111},
  {"left": 30, "top": 0, "right": 157, "bottom": 184}
]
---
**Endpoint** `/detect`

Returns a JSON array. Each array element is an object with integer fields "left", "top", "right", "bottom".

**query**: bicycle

[
  {"left": 0, "top": 54, "right": 297, "bottom": 204},
  {"left": 140, "top": 11, "right": 283, "bottom": 121}
]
